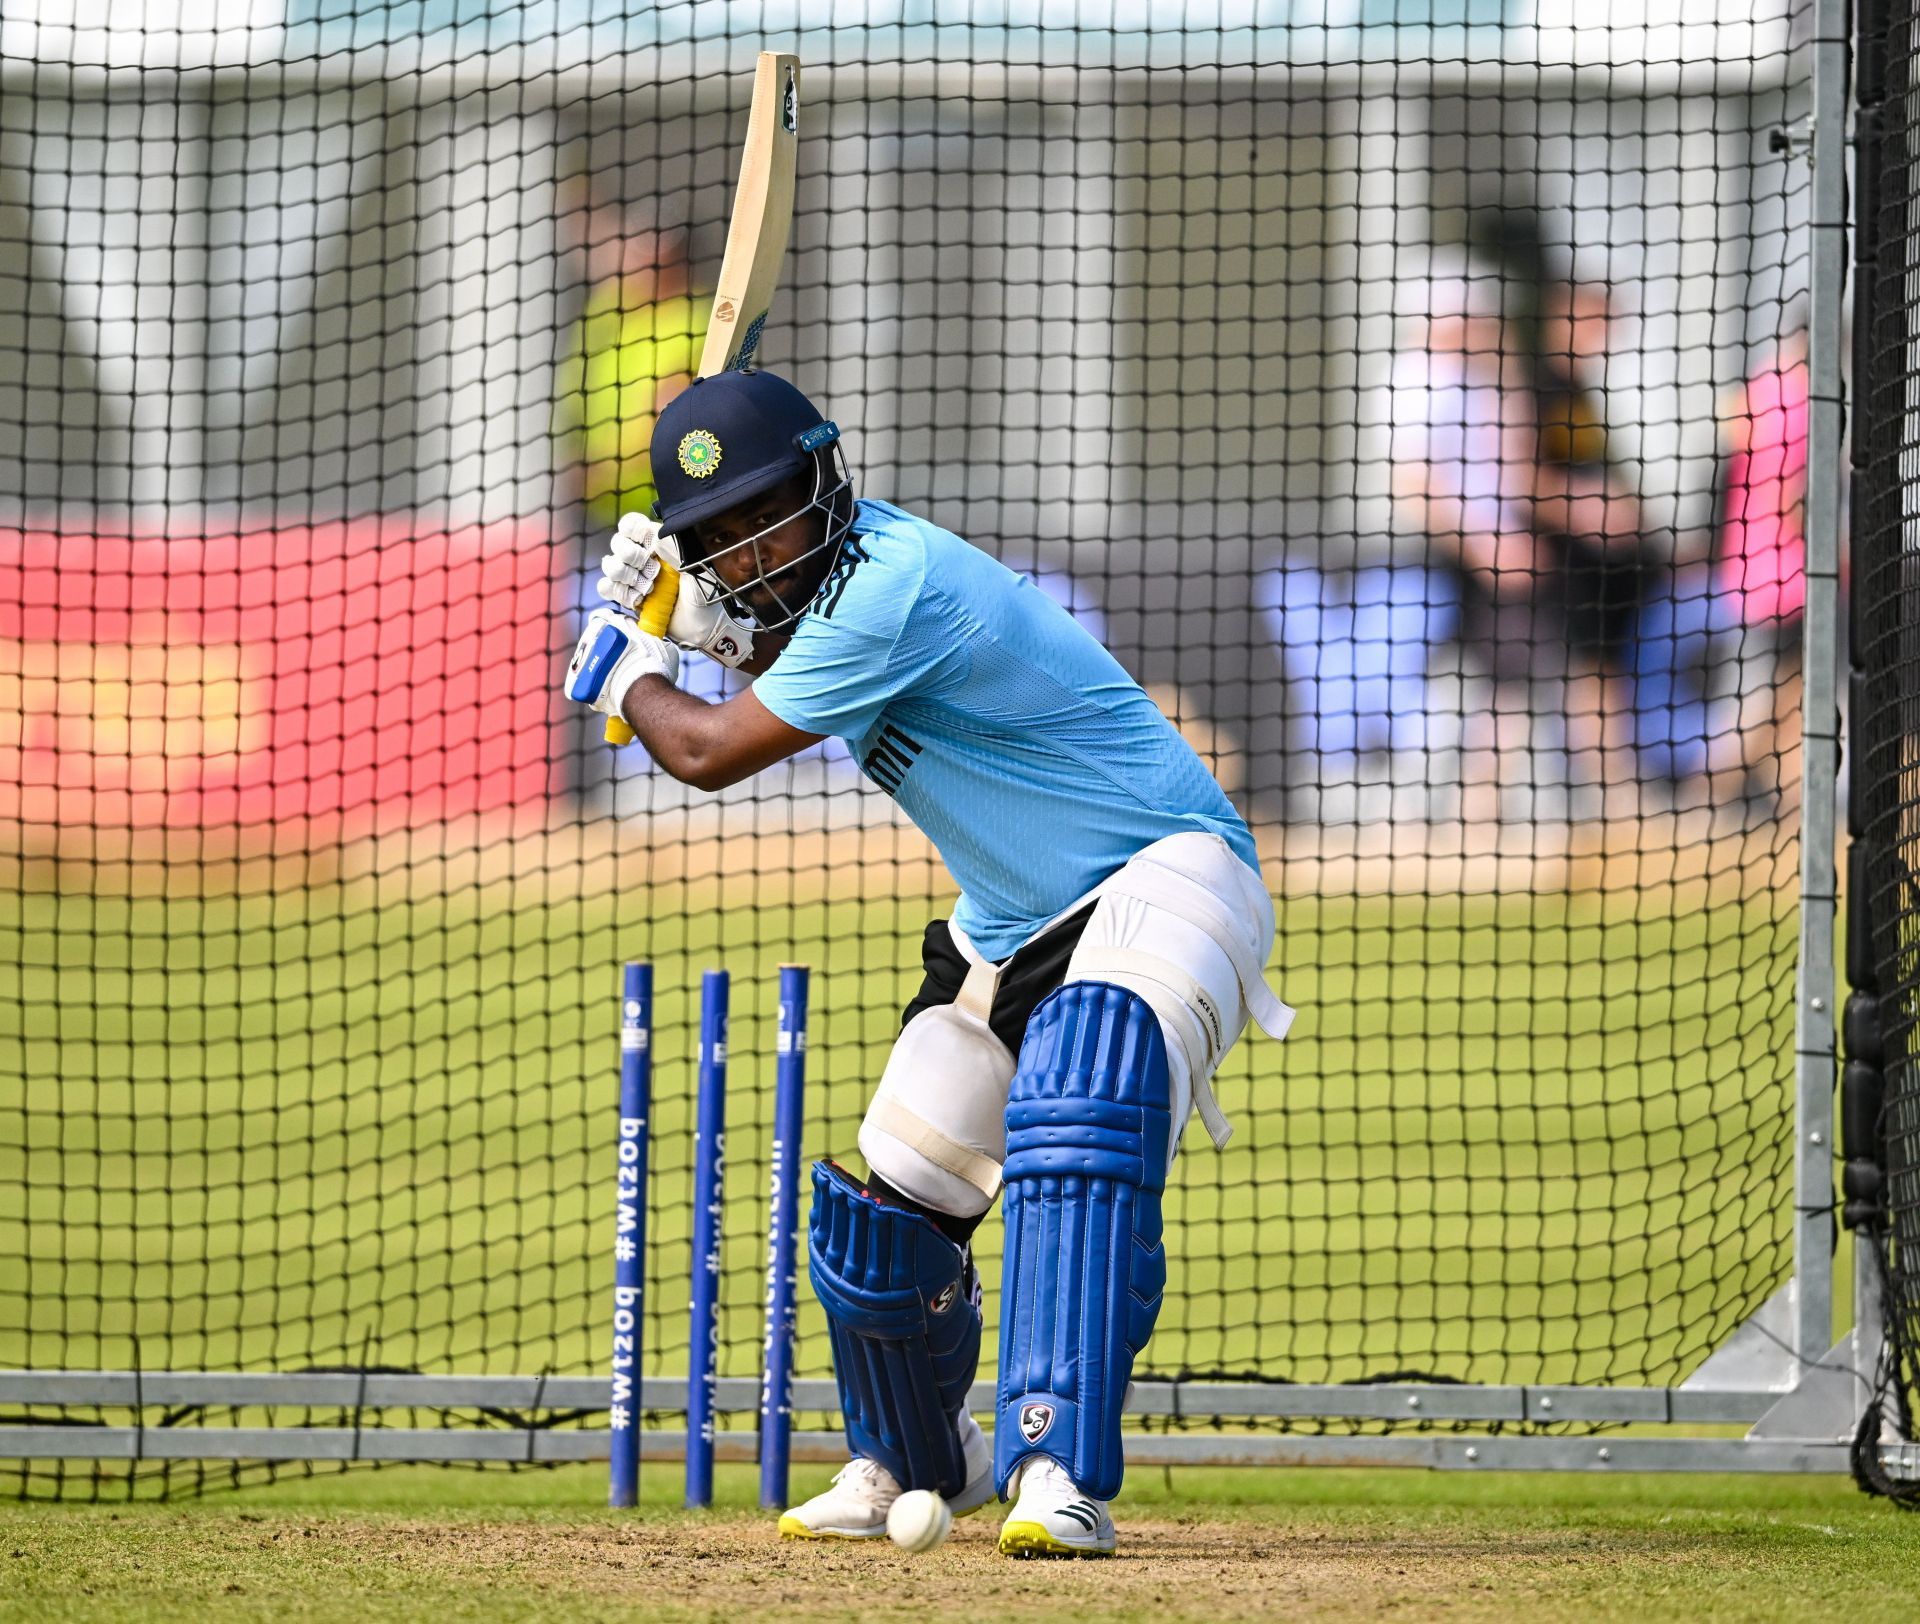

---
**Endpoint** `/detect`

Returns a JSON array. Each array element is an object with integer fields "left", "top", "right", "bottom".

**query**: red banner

[{"left": 0, "top": 519, "right": 565, "bottom": 832}]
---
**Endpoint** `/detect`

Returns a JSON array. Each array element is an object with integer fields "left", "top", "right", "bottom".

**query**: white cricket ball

[{"left": 886, "top": 1488, "right": 953, "bottom": 1552}]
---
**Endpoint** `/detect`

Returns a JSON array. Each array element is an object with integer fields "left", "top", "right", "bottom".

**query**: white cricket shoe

[
  {"left": 778, "top": 1412, "right": 993, "bottom": 1539},
  {"left": 997, "top": 1455, "right": 1117, "bottom": 1558}
]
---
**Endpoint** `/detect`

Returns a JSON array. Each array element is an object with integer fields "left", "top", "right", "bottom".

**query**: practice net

[
  {"left": 1850, "top": 0, "right": 1920, "bottom": 1507},
  {"left": 0, "top": 9, "right": 1817, "bottom": 1497}
]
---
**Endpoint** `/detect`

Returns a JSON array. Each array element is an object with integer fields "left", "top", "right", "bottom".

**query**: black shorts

[{"left": 900, "top": 903, "right": 1096, "bottom": 1057}]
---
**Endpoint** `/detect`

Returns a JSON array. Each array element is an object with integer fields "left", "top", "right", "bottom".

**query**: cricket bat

[{"left": 605, "top": 51, "right": 801, "bottom": 747}]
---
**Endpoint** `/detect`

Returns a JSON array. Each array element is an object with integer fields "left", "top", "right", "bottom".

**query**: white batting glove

[
  {"left": 595, "top": 518, "right": 754, "bottom": 668},
  {"left": 564, "top": 607, "right": 680, "bottom": 721},
  {"left": 660, "top": 534, "right": 758, "bottom": 669},
  {"left": 594, "top": 512, "right": 668, "bottom": 616}
]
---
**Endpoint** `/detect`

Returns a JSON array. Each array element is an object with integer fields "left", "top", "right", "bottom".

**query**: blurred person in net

[
  {"left": 1390, "top": 229, "right": 1652, "bottom": 823},
  {"left": 560, "top": 369, "right": 1291, "bottom": 1558},
  {"left": 1626, "top": 330, "right": 1809, "bottom": 819},
  {"left": 1476, "top": 209, "right": 1655, "bottom": 817},
  {"left": 1386, "top": 248, "right": 1562, "bottom": 822}
]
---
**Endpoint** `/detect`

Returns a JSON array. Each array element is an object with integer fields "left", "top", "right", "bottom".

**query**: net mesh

[
  {"left": 1852, "top": 0, "right": 1920, "bottom": 1506},
  {"left": 0, "top": 10, "right": 1816, "bottom": 1497}
]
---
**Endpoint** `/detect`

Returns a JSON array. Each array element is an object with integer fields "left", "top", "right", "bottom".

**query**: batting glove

[
  {"left": 596, "top": 518, "right": 755, "bottom": 669},
  {"left": 595, "top": 512, "right": 668, "bottom": 615},
  {"left": 564, "top": 607, "right": 680, "bottom": 722},
  {"left": 661, "top": 539, "right": 758, "bottom": 669}
]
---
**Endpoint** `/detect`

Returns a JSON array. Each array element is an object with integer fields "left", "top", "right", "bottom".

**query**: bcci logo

[
  {"left": 929, "top": 1282, "right": 958, "bottom": 1316},
  {"left": 1018, "top": 1402, "right": 1054, "bottom": 1444},
  {"left": 678, "top": 428, "right": 722, "bottom": 479}
]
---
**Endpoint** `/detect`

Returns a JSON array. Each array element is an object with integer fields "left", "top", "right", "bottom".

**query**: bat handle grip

[{"left": 603, "top": 559, "right": 681, "bottom": 746}]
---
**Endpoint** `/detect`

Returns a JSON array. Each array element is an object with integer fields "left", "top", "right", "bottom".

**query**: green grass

[
  {"left": 0, "top": 879, "right": 1804, "bottom": 1406},
  {"left": 2, "top": 1463, "right": 1914, "bottom": 1623}
]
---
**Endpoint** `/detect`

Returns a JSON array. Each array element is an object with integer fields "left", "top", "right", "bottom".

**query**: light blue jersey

[{"left": 753, "top": 500, "right": 1258, "bottom": 960}]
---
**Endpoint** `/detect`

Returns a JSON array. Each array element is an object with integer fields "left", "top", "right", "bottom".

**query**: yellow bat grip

[{"left": 603, "top": 559, "right": 680, "bottom": 746}]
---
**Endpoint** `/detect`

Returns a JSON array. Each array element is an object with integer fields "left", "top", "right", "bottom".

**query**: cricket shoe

[
  {"left": 777, "top": 1412, "right": 993, "bottom": 1539},
  {"left": 997, "top": 1455, "right": 1117, "bottom": 1558}
]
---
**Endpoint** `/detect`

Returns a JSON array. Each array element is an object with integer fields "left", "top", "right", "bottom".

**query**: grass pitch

[
  {"left": 3, "top": 1462, "right": 1914, "bottom": 1624},
  {"left": 2, "top": 878, "right": 1802, "bottom": 1395}
]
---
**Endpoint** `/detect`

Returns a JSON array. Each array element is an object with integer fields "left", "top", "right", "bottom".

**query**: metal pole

[
  {"left": 1844, "top": 0, "right": 1893, "bottom": 1451},
  {"left": 759, "top": 965, "right": 810, "bottom": 1510},
  {"left": 609, "top": 962, "right": 651, "bottom": 1507},
  {"left": 1794, "top": 0, "right": 1850, "bottom": 1368},
  {"left": 686, "top": 969, "right": 729, "bottom": 1508}
]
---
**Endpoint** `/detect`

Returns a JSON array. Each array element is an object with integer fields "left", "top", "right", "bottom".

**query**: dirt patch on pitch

[{"left": 255, "top": 1510, "right": 1709, "bottom": 1623}]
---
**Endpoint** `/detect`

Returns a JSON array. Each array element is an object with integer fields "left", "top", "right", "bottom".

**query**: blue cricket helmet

[{"left": 650, "top": 370, "right": 841, "bottom": 536}]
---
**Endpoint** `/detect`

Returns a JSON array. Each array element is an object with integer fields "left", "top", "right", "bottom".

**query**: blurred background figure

[
  {"left": 550, "top": 183, "right": 720, "bottom": 805},
  {"left": 1251, "top": 245, "right": 1487, "bottom": 828},
  {"left": 1626, "top": 330, "right": 1808, "bottom": 821},
  {"left": 1471, "top": 209, "right": 1654, "bottom": 823},
  {"left": 1386, "top": 244, "right": 1540, "bottom": 646},
  {"left": 552, "top": 181, "right": 705, "bottom": 530},
  {"left": 1353, "top": 217, "right": 1658, "bottom": 827},
  {"left": 1382, "top": 242, "right": 1563, "bottom": 824}
]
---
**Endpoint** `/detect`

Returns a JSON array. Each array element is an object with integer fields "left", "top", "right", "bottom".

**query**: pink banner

[{"left": 0, "top": 519, "right": 565, "bottom": 832}]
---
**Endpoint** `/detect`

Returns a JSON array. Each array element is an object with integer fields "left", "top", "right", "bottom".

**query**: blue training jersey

[{"left": 752, "top": 499, "right": 1258, "bottom": 960}]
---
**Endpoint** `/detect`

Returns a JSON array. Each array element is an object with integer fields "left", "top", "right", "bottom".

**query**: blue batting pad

[
  {"left": 807, "top": 1160, "right": 981, "bottom": 1496},
  {"left": 995, "top": 981, "right": 1172, "bottom": 1501}
]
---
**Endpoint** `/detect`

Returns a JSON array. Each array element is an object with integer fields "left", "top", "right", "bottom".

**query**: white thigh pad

[
  {"left": 857, "top": 998, "right": 1015, "bottom": 1221},
  {"left": 1064, "top": 831, "right": 1291, "bottom": 1152}
]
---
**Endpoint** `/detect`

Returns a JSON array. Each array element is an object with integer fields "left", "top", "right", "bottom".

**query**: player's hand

[
  {"left": 659, "top": 534, "right": 758, "bottom": 669},
  {"left": 564, "top": 607, "right": 680, "bottom": 721},
  {"left": 595, "top": 512, "right": 668, "bottom": 615},
  {"left": 595, "top": 519, "right": 754, "bottom": 669}
]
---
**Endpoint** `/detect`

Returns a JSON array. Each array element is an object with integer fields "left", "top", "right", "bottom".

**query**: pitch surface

[{"left": 3, "top": 1463, "right": 1911, "bottom": 1623}]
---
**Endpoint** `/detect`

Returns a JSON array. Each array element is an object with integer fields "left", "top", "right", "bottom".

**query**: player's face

[{"left": 683, "top": 458, "right": 846, "bottom": 629}]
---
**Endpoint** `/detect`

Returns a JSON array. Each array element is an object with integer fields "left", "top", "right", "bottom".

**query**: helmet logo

[{"left": 678, "top": 428, "right": 722, "bottom": 478}]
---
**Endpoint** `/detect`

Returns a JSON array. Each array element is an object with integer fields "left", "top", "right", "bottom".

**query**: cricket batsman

[{"left": 563, "top": 370, "right": 1291, "bottom": 1557}]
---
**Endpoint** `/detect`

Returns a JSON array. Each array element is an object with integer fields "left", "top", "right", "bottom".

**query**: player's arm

[
  {"left": 619, "top": 678, "right": 820, "bottom": 791},
  {"left": 565, "top": 607, "right": 822, "bottom": 790}
]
